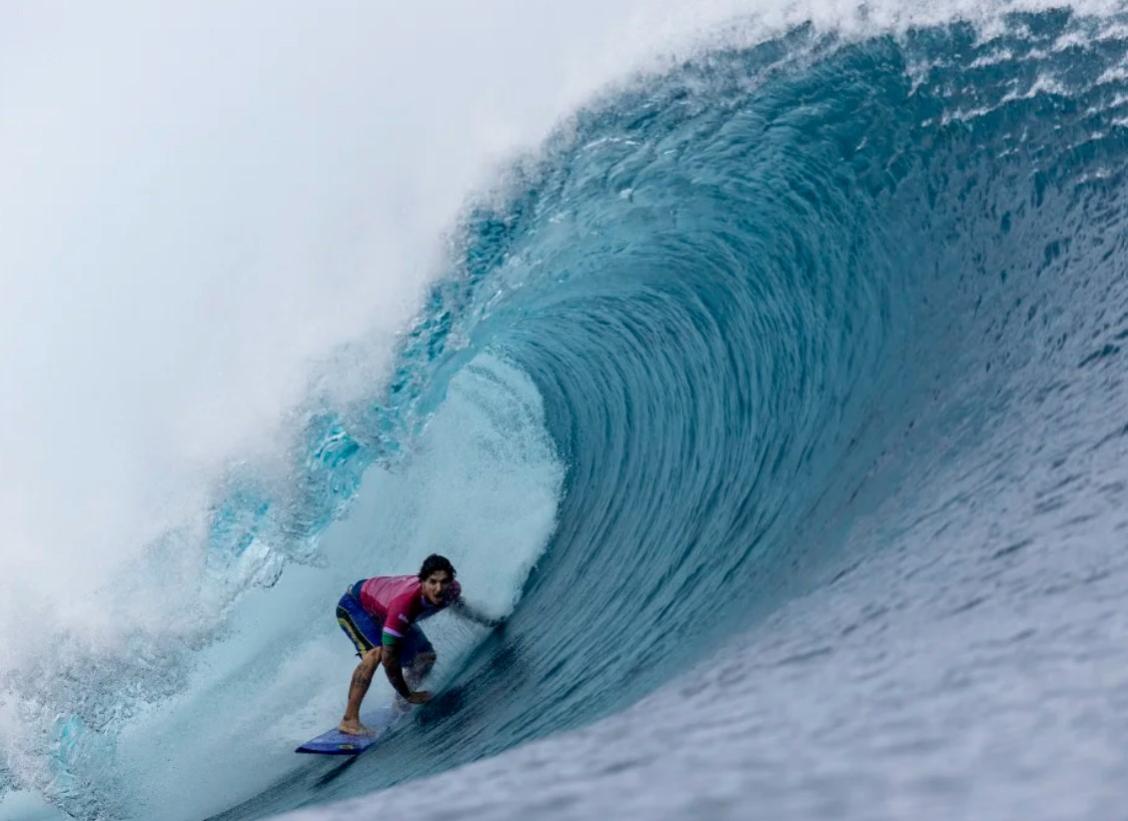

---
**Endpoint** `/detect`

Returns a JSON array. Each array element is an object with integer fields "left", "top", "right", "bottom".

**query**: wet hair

[{"left": 418, "top": 553, "right": 456, "bottom": 581}]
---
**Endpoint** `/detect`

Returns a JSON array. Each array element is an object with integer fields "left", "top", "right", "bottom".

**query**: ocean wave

[{"left": 5, "top": 6, "right": 1128, "bottom": 819}]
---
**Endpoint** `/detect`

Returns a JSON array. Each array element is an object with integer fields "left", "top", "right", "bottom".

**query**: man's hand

[
  {"left": 406, "top": 691, "right": 432, "bottom": 704},
  {"left": 453, "top": 599, "right": 505, "bottom": 629}
]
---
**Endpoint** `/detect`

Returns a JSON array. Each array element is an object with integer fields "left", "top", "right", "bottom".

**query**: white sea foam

[
  {"left": 2, "top": 0, "right": 1125, "bottom": 817},
  {"left": 0, "top": 1, "right": 737, "bottom": 806},
  {"left": 113, "top": 354, "right": 564, "bottom": 820}
]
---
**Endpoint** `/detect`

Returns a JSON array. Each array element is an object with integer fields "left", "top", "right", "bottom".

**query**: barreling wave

[
  {"left": 223, "top": 9, "right": 1128, "bottom": 819},
  {"left": 8, "top": 6, "right": 1128, "bottom": 819}
]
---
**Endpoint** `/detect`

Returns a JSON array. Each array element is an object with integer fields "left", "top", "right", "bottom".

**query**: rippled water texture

[
  {"left": 7, "top": 7, "right": 1128, "bottom": 820},
  {"left": 261, "top": 13, "right": 1128, "bottom": 820}
]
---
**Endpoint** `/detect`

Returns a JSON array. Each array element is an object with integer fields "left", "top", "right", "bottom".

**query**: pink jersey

[{"left": 356, "top": 574, "right": 462, "bottom": 640}]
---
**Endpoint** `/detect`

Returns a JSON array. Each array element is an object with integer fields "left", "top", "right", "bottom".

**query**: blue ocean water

[{"left": 6, "top": 7, "right": 1128, "bottom": 820}]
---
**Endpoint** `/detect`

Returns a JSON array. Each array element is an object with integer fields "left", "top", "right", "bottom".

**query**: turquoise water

[
  {"left": 232, "top": 12, "right": 1128, "bottom": 819},
  {"left": 7, "top": 8, "right": 1128, "bottom": 820}
]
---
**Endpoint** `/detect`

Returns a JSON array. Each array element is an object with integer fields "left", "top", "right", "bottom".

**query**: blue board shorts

[{"left": 336, "top": 583, "right": 434, "bottom": 665}]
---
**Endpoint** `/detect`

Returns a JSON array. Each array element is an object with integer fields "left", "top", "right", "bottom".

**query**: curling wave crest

[{"left": 5, "top": 5, "right": 1128, "bottom": 820}]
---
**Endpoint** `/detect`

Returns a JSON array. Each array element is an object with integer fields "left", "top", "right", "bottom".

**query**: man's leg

[
  {"left": 392, "top": 629, "right": 436, "bottom": 713},
  {"left": 340, "top": 646, "right": 382, "bottom": 735},
  {"left": 335, "top": 590, "right": 385, "bottom": 733},
  {"left": 403, "top": 627, "right": 437, "bottom": 688}
]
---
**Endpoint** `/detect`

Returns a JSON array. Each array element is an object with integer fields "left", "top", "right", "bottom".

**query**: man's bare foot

[{"left": 337, "top": 718, "right": 372, "bottom": 736}]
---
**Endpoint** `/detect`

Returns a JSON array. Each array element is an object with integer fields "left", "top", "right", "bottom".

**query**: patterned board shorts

[{"left": 336, "top": 585, "right": 434, "bottom": 665}]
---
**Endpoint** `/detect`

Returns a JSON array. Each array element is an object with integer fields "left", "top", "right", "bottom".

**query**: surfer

[{"left": 335, "top": 553, "right": 500, "bottom": 735}]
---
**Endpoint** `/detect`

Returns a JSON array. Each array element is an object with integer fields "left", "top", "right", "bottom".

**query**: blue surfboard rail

[{"left": 295, "top": 705, "right": 402, "bottom": 756}]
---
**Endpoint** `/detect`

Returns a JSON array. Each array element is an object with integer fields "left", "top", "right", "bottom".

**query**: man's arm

[
  {"left": 382, "top": 643, "right": 430, "bottom": 703},
  {"left": 451, "top": 598, "right": 503, "bottom": 629}
]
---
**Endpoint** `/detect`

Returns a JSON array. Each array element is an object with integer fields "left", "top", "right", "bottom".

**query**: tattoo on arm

[{"left": 382, "top": 645, "right": 412, "bottom": 699}]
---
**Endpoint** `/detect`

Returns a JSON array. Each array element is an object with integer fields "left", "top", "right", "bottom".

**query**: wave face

[
  {"left": 228, "top": 10, "right": 1128, "bottom": 820},
  {"left": 7, "top": 7, "right": 1128, "bottom": 820}
]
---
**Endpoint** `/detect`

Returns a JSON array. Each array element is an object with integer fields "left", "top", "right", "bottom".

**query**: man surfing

[{"left": 335, "top": 553, "right": 500, "bottom": 735}]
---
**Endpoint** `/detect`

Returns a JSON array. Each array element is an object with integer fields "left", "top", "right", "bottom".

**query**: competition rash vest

[{"left": 356, "top": 574, "right": 462, "bottom": 646}]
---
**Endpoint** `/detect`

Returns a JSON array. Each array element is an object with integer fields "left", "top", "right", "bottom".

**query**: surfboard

[{"left": 295, "top": 705, "right": 403, "bottom": 755}]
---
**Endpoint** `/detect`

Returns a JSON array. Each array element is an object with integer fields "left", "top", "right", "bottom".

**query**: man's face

[{"left": 421, "top": 570, "right": 452, "bottom": 605}]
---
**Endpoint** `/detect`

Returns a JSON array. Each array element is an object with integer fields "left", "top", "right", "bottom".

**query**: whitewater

[{"left": 3, "top": 1, "right": 1128, "bottom": 819}]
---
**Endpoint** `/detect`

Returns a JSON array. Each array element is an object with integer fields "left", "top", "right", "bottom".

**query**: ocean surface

[{"left": 3, "top": 4, "right": 1128, "bottom": 820}]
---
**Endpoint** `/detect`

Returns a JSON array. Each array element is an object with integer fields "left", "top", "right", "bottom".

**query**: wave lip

[
  {"left": 247, "top": 8, "right": 1128, "bottom": 820},
  {"left": 7, "top": 4, "right": 1128, "bottom": 819}
]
